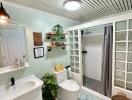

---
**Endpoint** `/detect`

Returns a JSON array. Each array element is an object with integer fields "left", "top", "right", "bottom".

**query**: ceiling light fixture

[
  {"left": 63, "top": 0, "right": 81, "bottom": 11},
  {"left": 0, "top": 2, "right": 10, "bottom": 24}
]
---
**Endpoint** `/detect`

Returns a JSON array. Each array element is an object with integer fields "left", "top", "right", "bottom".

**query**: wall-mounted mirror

[{"left": 0, "top": 22, "right": 28, "bottom": 74}]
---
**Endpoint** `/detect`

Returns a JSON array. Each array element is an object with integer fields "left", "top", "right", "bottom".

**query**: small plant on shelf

[
  {"left": 42, "top": 72, "right": 58, "bottom": 100},
  {"left": 52, "top": 24, "right": 65, "bottom": 41},
  {"left": 52, "top": 24, "right": 63, "bottom": 34}
]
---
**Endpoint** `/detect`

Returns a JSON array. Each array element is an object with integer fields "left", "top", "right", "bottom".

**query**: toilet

[{"left": 53, "top": 69, "right": 80, "bottom": 100}]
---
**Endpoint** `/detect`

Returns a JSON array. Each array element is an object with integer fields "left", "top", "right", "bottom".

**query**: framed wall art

[
  {"left": 34, "top": 47, "right": 44, "bottom": 58},
  {"left": 33, "top": 32, "right": 43, "bottom": 46}
]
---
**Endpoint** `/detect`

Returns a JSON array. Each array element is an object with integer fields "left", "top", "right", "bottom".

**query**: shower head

[{"left": 83, "top": 29, "right": 92, "bottom": 35}]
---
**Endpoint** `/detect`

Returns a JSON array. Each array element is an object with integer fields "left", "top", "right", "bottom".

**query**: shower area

[{"left": 81, "top": 24, "right": 113, "bottom": 97}]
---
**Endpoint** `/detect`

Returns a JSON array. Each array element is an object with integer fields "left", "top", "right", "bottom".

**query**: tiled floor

[
  {"left": 83, "top": 76, "right": 103, "bottom": 94},
  {"left": 57, "top": 88, "right": 107, "bottom": 100},
  {"left": 79, "top": 90, "right": 100, "bottom": 100}
]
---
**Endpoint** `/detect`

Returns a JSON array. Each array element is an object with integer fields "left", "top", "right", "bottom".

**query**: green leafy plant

[
  {"left": 52, "top": 24, "right": 65, "bottom": 41},
  {"left": 42, "top": 73, "right": 58, "bottom": 100},
  {"left": 52, "top": 24, "right": 64, "bottom": 35}
]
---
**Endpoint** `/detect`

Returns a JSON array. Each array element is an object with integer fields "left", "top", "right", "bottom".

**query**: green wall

[{"left": 0, "top": 3, "right": 80, "bottom": 85}]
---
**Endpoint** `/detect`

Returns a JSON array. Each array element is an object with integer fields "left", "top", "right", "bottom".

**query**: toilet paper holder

[{"left": 65, "top": 65, "right": 71, "bottom": 70}]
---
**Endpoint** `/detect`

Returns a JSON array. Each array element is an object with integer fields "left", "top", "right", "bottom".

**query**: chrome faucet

[
  {"left": 10, "top": 77, "right": 15, "bottom": 87},
  {"left": 5, "top": 77, "right": 15, "bottom": 89}
]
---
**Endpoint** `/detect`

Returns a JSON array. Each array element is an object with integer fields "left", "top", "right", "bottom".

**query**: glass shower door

[{"left": 81, "top": 26, "right": 104, "bottom": 94}]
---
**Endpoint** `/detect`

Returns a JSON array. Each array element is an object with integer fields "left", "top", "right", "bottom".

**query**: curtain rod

[{"left": 81, "top": 23, "right": 113, "bottom": 30}]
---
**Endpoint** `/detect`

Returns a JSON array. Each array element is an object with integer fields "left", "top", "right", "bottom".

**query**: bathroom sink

[
  {"left": 10, "top": 81, "right": 36, "bottom": 95},
  {"left": 0, "top": 75, "right": 43, "bottom": 100}
]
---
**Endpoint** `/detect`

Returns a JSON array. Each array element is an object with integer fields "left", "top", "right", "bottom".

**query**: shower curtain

[{"left": 101, "top": 25, "right": 113, "bottom": 97}]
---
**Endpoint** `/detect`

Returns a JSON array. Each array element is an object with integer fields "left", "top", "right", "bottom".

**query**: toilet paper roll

[{"left": 67, "top": 67, "right": 72, "bottom": 79}]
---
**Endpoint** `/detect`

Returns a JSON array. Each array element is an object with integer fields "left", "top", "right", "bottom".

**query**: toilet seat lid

[{"left": 59, "top": 80, "right": 80, "bottom": 91}]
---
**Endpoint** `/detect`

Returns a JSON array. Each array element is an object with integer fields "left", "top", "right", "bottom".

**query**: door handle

[{"left": 82, "top": 51, "right": 87, "bottom": 54}]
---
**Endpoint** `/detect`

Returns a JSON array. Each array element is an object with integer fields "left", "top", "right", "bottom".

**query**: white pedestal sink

[{"left": 0, "top": 75, "right": 43, "bottom": 100}]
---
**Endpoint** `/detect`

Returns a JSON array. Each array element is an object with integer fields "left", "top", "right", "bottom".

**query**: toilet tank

[{"left": 53, "top": 70, "right": 67, "bottom": 84}]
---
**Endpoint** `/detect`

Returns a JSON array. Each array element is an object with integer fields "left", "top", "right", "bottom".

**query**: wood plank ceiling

[{"left": 4, "top": 0, "right": 132, "bottom": 22}]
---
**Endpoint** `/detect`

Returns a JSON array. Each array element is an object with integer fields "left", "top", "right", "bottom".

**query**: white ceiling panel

[{"left": 4, "top": 0, "right": 132, "bottom": 22}]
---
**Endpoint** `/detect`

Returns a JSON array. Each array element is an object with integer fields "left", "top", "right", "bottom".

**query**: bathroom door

[{"left": 0, "top": 29, "right": 27, "bottom": 66}]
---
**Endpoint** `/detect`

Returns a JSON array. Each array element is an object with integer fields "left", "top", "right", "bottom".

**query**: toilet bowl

[
  {"left": 53, "top": 70, "right": 80, "bottom": 100},
  {"left": 58, "top": 80, "right": 80, "bottom": 100}
]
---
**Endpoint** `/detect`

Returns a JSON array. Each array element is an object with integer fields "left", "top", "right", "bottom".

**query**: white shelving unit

[
  {"left": 69, "top": 30, "right": 80, "bottom": 74},
  {"left": 114, "top": 19, "right": 132, "bottom": 91}
]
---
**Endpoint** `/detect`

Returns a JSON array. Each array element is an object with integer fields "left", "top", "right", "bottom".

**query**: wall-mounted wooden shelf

[{"left": 46, "top": 32, "right": 67, "bottom": 52}]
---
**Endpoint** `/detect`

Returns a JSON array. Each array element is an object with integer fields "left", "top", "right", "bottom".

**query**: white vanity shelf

[{"left": 0, "top": 66, "right": 29, "bottom": 75}]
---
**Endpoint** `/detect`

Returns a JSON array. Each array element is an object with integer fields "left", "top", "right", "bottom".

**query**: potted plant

[
  {"left": 52, "top": 24, "right": 65, "bottom": 41},
  {"left": 42, "top": 73, "right": 58, "bottom": 100}
]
